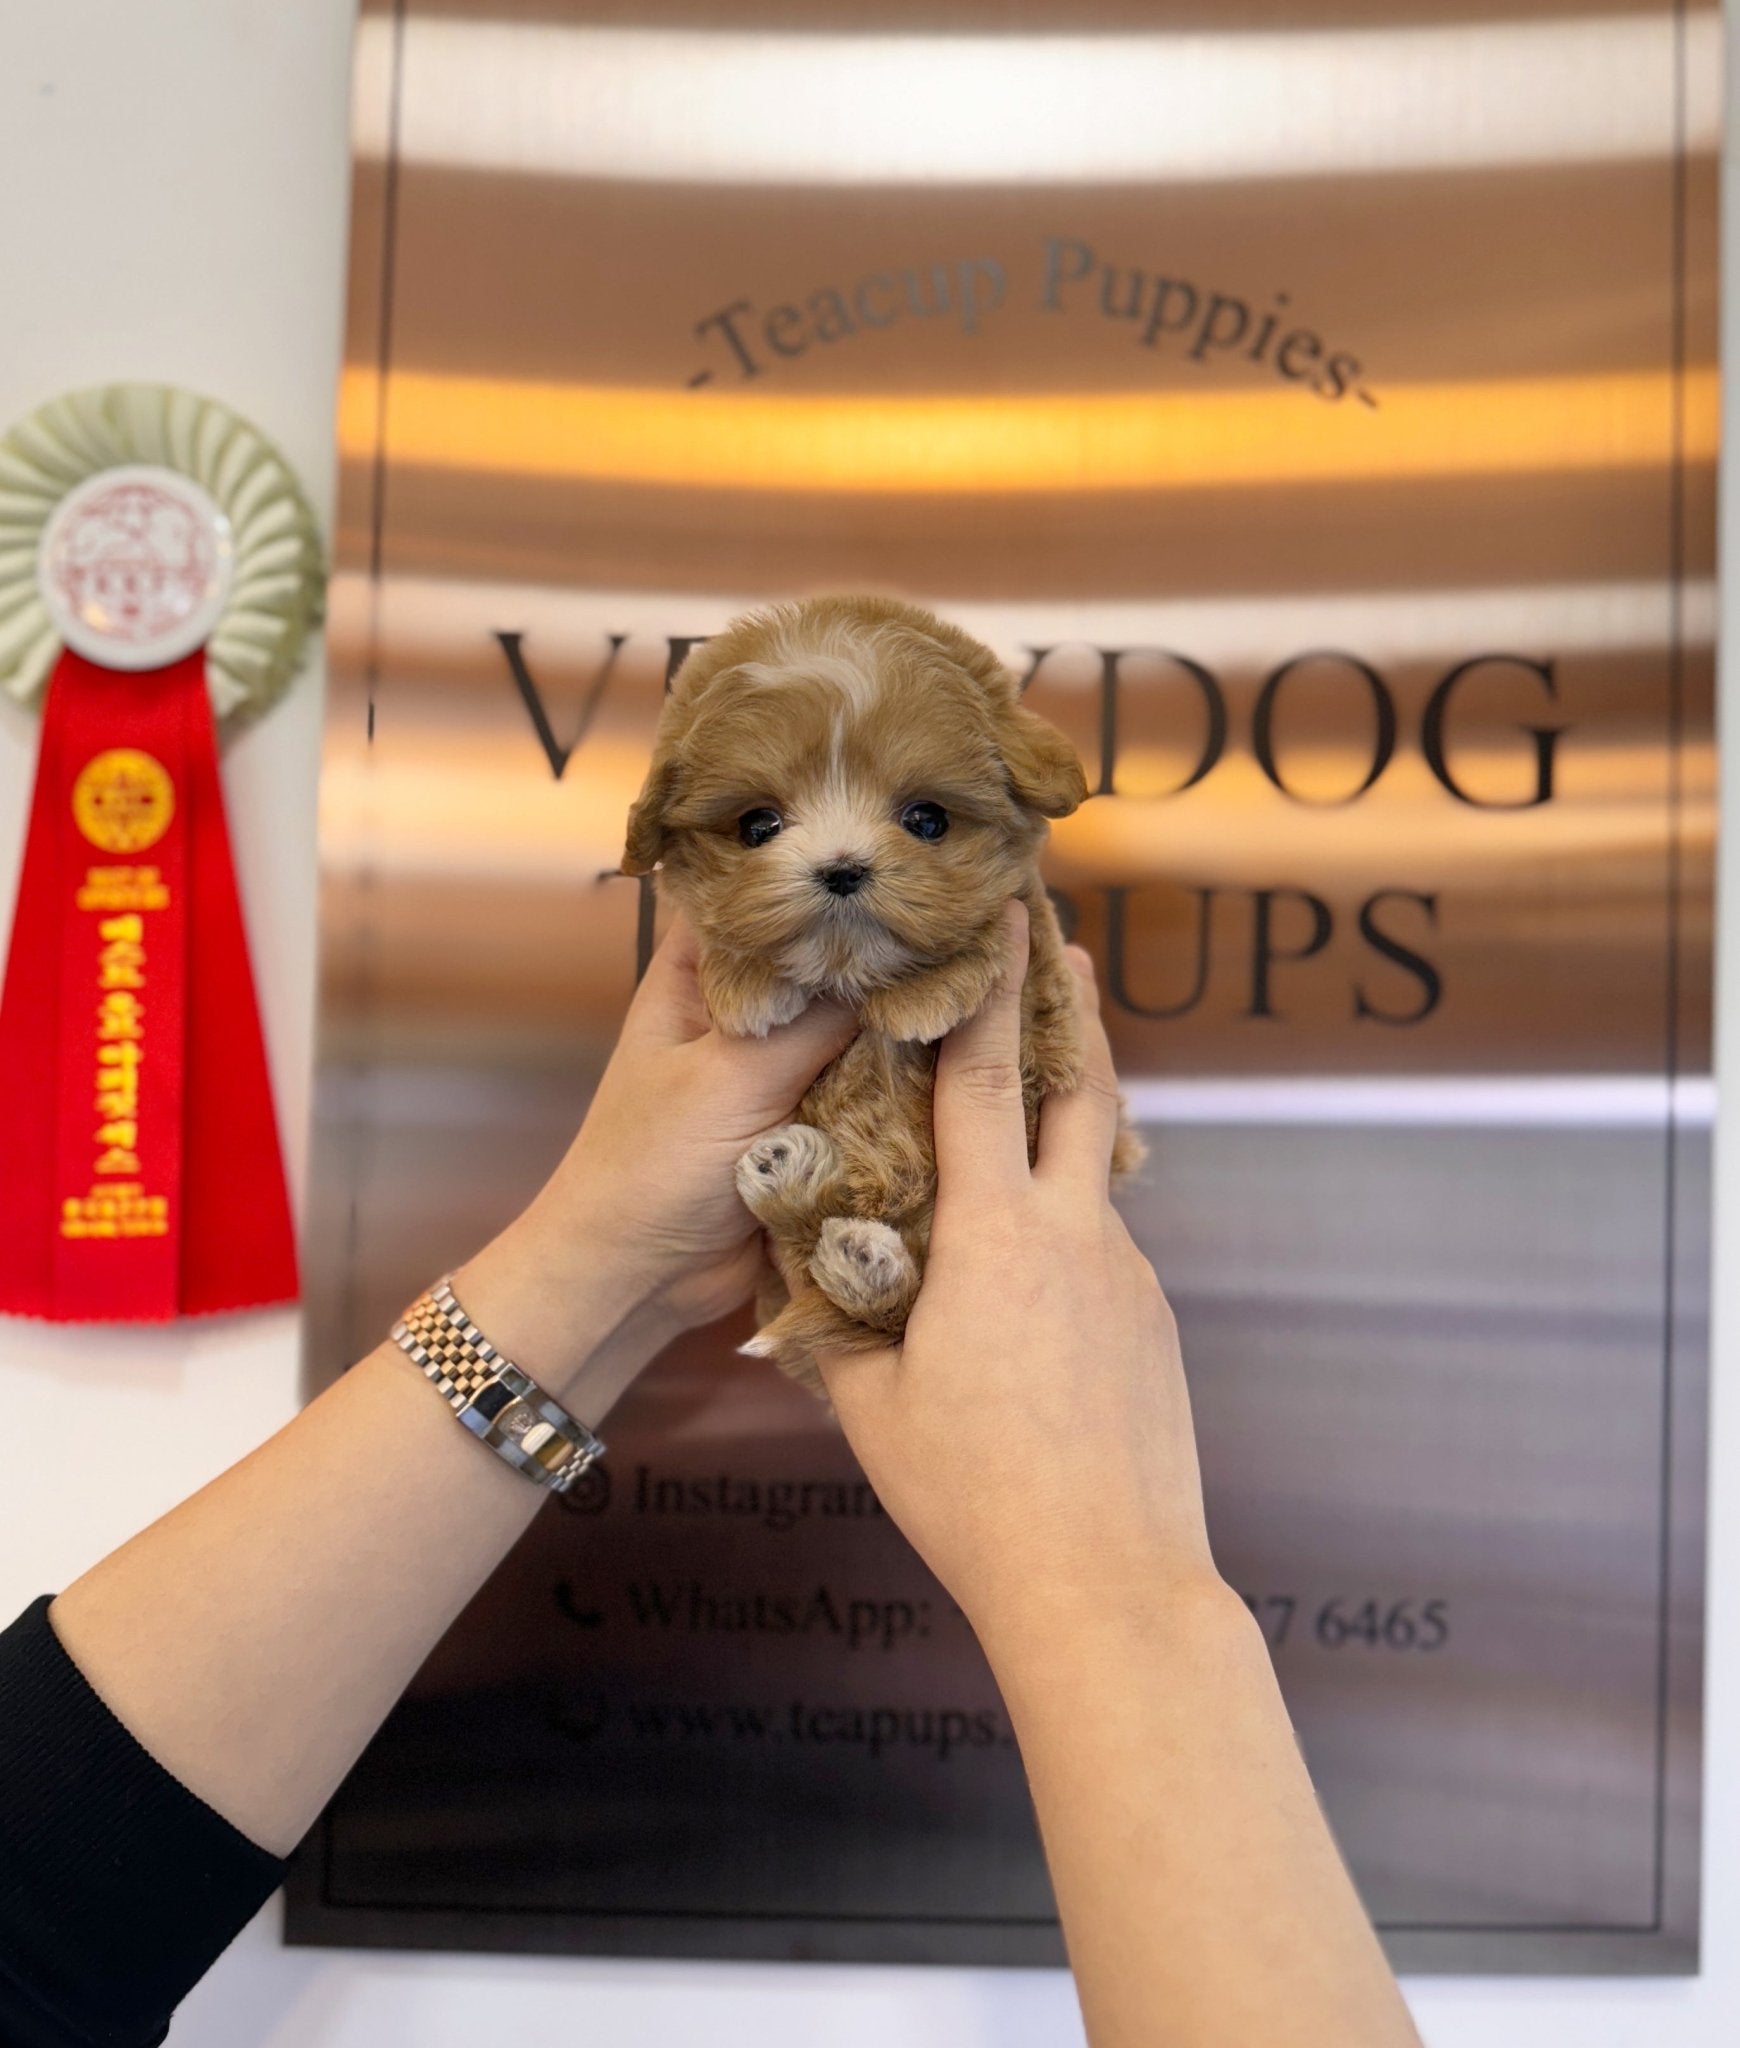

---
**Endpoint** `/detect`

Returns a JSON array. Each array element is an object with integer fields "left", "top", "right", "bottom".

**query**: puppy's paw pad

[
  {"left": 810, "top": 1218, "right": 918, "bottom": 1319},
  {"left": 735, "top": 1123, "right": 838, "bottom": 1215}
]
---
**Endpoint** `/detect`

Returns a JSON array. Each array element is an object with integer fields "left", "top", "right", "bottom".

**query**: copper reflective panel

[{"left": 290, "top": 0, "right": 1717, "bottom": 1972}]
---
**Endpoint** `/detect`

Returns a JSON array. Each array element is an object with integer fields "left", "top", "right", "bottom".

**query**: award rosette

[{"left": 0, "top": 386, "right": 323, "bottom": 1320}]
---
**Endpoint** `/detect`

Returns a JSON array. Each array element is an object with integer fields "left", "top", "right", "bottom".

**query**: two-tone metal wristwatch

[{"left": 390, "top": 1276, "right": 604, "bottom": 1493}]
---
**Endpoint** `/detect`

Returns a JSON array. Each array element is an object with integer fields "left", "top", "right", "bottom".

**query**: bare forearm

[
  {"left": 986, "top": 1576, "right": 1421, "bottom": 2048},
  {"left": 48, "top": 1228, "right": 673, "bottom": 1856}
]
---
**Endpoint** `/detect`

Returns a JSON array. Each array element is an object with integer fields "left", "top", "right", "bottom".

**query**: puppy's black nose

[{"left": 818, "top": 861, "right": 869, "bottom": 898}]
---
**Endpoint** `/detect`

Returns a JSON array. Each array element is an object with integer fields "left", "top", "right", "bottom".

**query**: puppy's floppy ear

[
  {"left": 624, "top": 634, "right": 733, "bottom": 872},
  {"left": 622, "top": 738, "right": 681, "bottom": 874},
  {"left": 898, "top": 602, "right": 1088, "bottom": 819},
  {"left": 998, "top": 702, "right": 1090, "bottom": 818}
]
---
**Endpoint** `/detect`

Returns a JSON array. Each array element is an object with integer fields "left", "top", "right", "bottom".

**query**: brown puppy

[{"left": 623, "top": 593, "right": 1141, "bottom": 1395}]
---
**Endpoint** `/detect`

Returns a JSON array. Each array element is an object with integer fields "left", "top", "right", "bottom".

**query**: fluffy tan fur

[{"left": 623, "top": 593, "right": 1141, "bottom": 1395}]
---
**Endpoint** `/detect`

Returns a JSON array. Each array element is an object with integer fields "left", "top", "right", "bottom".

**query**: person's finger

[
  {"left": 623, "top": 911, "right": 712, "bottom": 1045},
  {"left": 1035, "top": 946, "right": 1123, "bottom": 1188},
  {"left": 933, "top": 899, "right": 1031, "bottom": 1206}
]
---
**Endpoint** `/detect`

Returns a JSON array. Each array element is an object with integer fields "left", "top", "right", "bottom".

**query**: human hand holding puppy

[
  {"left": 814, "top": 905, "right": 1420, "bottom": 2048},
  {"left": 449, "top": 911, "right": 857, "bottom": 1418},
  {"left": 814, "top": 900, "right": 1215, "bottom": 1638}
]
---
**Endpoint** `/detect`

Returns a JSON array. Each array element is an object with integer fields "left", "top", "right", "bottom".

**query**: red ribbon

[{"left": 0, "top": 648, "right": 298, "bottom": 1320}]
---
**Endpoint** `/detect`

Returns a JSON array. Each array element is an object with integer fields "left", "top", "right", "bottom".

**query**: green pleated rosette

[{"left": 0, "top": 383, "right": 325, "bottom": 724}]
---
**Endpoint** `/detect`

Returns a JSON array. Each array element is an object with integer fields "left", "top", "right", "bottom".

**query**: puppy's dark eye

[
  {"left": 899, "top": 801, "right": 949, "bottom": 842},
  {"left": 737, "top": 807, "right": 783, "bottom": 848}
]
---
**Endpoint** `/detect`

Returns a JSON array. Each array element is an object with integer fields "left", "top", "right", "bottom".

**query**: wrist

[
  {"left": 971, "top": 1560, "right": 1253, "bottom": 1701},
  {"left": 448, "top": 1208, "right": 679, "bottom": 1420}
]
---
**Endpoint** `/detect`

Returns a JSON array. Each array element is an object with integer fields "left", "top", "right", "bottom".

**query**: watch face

[{"left": 38, "top": 465, "right": 234, "bottom": 670}]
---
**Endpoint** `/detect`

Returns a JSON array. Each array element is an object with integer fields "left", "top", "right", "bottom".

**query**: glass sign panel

[{"left": 289, "top": 0, "right": 1717, "bottom": 1973}]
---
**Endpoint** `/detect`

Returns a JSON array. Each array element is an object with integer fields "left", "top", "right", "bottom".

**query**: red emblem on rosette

[{"left": 0, "top": 387, "right": 325, "bottom": 1320}]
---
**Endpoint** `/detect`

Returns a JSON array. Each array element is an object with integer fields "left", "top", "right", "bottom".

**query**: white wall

[{"left": 0, "top": 4, "right": 1730, "bottom": 2042}]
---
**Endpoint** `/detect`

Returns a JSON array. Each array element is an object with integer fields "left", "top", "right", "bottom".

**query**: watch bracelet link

[{"left": 390, "top": 1276, "right": 604, "bottom": 1493}]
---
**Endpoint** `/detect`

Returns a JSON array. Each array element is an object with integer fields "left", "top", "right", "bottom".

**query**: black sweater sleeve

[{"left": 0, "top": 1596, "right": 286, "bottom": 2048}]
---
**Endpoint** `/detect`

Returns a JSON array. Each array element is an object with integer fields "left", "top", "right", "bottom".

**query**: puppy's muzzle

[{"left": 817, "top": 861, "right": 870, "bottom": 898}]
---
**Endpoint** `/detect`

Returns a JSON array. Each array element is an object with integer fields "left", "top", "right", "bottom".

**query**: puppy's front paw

[
  {"left": 735, "top": 1123, "right": 840, "bottom": 1223},
  {"left": 702, "top": 955, "right": 810, "bottom": 1038},
  {"left": 809, "top": 1218, "right": 919, "bottom": 1330},
  {"left": 725, "top": 980, "right": 810, "bottom": 1037},
  {"left": 861, "top": 951, "right": 1002, "bottom": 1044}
]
